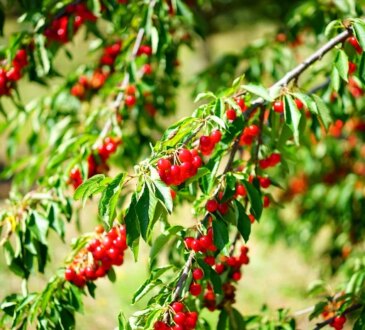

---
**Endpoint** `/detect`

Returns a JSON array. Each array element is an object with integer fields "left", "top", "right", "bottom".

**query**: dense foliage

[{"left": 0, "top": 0, "right": 365, "bottom": 329}]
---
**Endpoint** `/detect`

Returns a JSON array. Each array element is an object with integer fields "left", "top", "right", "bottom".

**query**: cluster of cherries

[
  {"left": 258, "top": 152, "right": 281, "bottom": 169},
  {"left": 199, "top": 130, "right": 222, "bottom": 156},
  {"left": 226, "top": 97, "right": 248, "bottom": 121},
  {"left": 157, "top": 148, "right": 203, "bottom": 186},
  {"left": 69, "top": 136, "right": 121, "bottom": 189},
  {"left": 329, "top": 316, "right": 347, "bottom": 330},
  {"left": 71, "top": 41, "right": 122, "bottom": 100},
  {"left": 154, "top": 302, "right": 198, "bottom": 330},
  {"left": 204, "top": 246, "right": 250, "bottom": 311},
  {"left": 0, "top": 49, "right": 28, "bottom": 96},
  {"left": 44, "top": 3, "right": 96, "bottom": 44},
  {"left": 239, "top": 124, "right": 260, "bottom": 146},
  {"left": 64, "top": 224, "right": 127, "bottom": 287}
]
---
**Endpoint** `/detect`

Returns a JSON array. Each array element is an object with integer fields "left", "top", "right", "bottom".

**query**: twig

[{"left": 313, "top": 303, "right": 363, "bottom": 330}]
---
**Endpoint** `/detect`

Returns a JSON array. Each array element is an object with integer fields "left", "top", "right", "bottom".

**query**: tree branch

[{"left": 313, "top": 303, "right": 363, "bottom": 330}]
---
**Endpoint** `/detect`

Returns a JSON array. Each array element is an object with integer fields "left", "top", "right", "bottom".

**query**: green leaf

[
  {"left": 194, "top": 91, "right": 217, "bottom": 103},
  {"left": 311, "top": 94, "right": 332, "bottom": 130},
  {"left": 136, "top": 183, "right": 157, "bottom": 241},
  {"left": 74, "top": 174, "right": 106, "bottom": 204},
  {"left": 241, "top": 84, "right": 273, "bottom": 101},
  {"left": 229, "top": 308, "right": 246, "bottom": 330},
  {"left": 359, "top": 53, "right": 365, "bottom": 83},
  {"left": 150, "top": 26, "right": 159, "bottom": 54},
  {"left": 353, "top": 308, "right": 365, "bottom": 330},
  {"left": 107, "top": 267, "right": 116, "bottom": 283},
  {"left": 334, "top": 50, "right": 349, "bottom": 82},
  {"left": 242, "top": 181, "right": 262, "bottom": 220},
  {"left": 124, "top": 193, "right": 140, "bottom": 260},
  {"left": 284, "top": 95, "right": 302, "bottom": 145},
  {"left": 28, "top": 212, "right": 49, "bottom": 245},
  {"left": 353, "top": 21, "right": 365, "bottom": 51},
  {"left": 212, "top": 219, "right": 229, "bottom": 251},
  {"left": 330, "top": 67, "right": 340, "bottom": 92},
  {"left": 217, "top": 310, "right": 229, "bottom": 330},
  {"left": 235, "top": 201, "right": 251, "bottom": 242},
  {"left": 98, "top": 173, "right": 125, "bottom": 228},
  {"left": 34, "top": 34, "right": 50, "bottom": 76},
  {"left": 153, "top": 179, "right": 173, "bottom": 214}
]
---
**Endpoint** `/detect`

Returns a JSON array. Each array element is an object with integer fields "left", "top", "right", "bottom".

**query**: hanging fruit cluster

[
  {"left": 44, "top": 3, "right": 96, "bottom": 44},
  {"left": 69, "top": 136, "right": 121, "bottom": 189},
  {"left": 64, "top": 224, "right": 127, "bottom": 287},
  {"left": 0, "top": 49, "right": 28, "bottom": 96}
]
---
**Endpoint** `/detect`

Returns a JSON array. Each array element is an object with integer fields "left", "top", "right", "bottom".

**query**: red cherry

[
  {"left": 273, "top": 100, "right": 284, "bottom": 113},
  {"left": 126, "top": 85, "right": 136, "bottom": 95},
  {"left": 199, "top": 135, "right": 213, "bottom": 150},
  {"left": 248, "top": 214, "right": 255, "bottom": 223},
  {"left": 215, "top": 263, "right": 225, "bottom": 274},
  {"left": 218, "top": 203, "right": 229, "bottom": 215},
  {"left": 184, "top": 237, "right": 194, "bottom": 249},
  {"left": 263, "top": 195, "right": 270, "bottom": 208},
  {"left": 210, "top": 130, "right": 222, "bottom": 143},
  {"left": 65, "top": 267, "right": 76, "bottom": 281},
  {"left": 142, "top": 63, "right": 152, "bottom": 75},
  {"left": 269, "top": 152, "right": 281, "bottom": 165},
  {"left": 192, "top": 268, "right": 204, "bottom": 280},
  {"left": 235, "top": 184, "right": 246, "bottom": 196},
  {"left": 192, "top": 155, "right": 202, "bottom": 168},
  {"left": 180, "top": 162, "right": 193, "bottom": 179},
  {"left": 157, "top": 158, "right": 172, "bottom": 171},
  {"left": 348, "top": 61, "right": 357, "bottom": 75},
  {"left": 170, "top": 189, "right": 177, "bottom": 199},
  {"left": 125, "top": 94, "right": 136, "bottom": 107},
  {"left": 206, "top": 199, "right": 218, "bottom": 213},
  {"left": 191, "top": 239, "right": 202, "bottom": 252},
  {"left": 171, "top": 301, "right": 185, "bottom": 313},
  {"left": 235, "top": 97, "right": 247, "bottom": 111},
  {"left": 348, "top": 36, "right": 362, "bottom": 54},
  {"left": 189, "top": 282, "right": 202, "bottom": 296},
  {"left": 226, "top": 109, "right": 237, "bottom": 121},
  {"left": 204, "top": 256, "right": 215, "bottom": 266},
  {"left": 178, "top": 149, "right": 193, "bottom": 163},
  {"left": 173, "top": 312, "right": 186, "bottom": 325},
  {"left": 154, "top": 321, "right": 170, "bottom": 330},
  {"left": 246, "top": 124, "right": 260, "bottom": 137},
  {"left": 295, "top": 98, "right": 304, "bottom": 110},
  {"left": 6, "top": 67, "right": 21, "bottom": 81},
  {"left": 232, "top": 271, "right": 242, "bottom": 281},
  {"left": 259, "top": 177, "right": 271, "bottom": 188}
]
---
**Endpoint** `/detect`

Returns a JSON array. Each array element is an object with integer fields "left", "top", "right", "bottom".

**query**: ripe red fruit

[
  {"left": 173, "top": 312, "right": 186, "bottom": 325},
  {"left": 294, "top": 98, "right": 304, "bottom": 110},
  {"left": 204, "top": 256, "right": 215, "bottom": 266},
  {"left": 126, "top": 85, "right": 136, "bottom": 95},
  {"left": 259, "top": 177, "right": 271, "bottom": 188},
  {"left": 65, "top": 267, "right": 76, "bottom": 281},
  {"left": 218, "top": 202, "right": 229, "bottom": 215},
  {"left": 273, "top": 100, "right": 284, "bottom": 113},
  {"left": 232, "top": 271, "right": 242, "bottom": 281},
  {"left": 191, "top": 239, "right": 202, "bottom": 252},
  {"left": 157, "top": 158, "right": 172, "bottom": 171},
  {"left": 226, "top": 109, "right": 237, "bottom": 121},
  {"left": 180, "top": 162, "right": 193, "bottom": 179},
  {"left": 348, "top": 36, "right": 362, "bottom": 54},
  {"left": 6, "top": 68, "right": 21, "bottom": 82},
  {"left": 154, "top": 321, "right": 170, "bottom": 330},
  {"left": 199, "top": 135, "right": 213, "bottom": 150},
  {"left": 189, "top": 283, "right": 202, "bottom": 296},
  {"left": 184, "top": 237, "right": 194, "bottom": 249},
  {"left": 215, "top": 263, "right": 225, "bottom": 274},
  {"left": 236, "top": 184, "right": 246, "bottom": 196},
  {"left": 125, "top": 94, "right": 136, "bottom": 107},
  {"left": 192, "top": 155, "right": 202, "bottom": 168},
  {"left": 210, "top": 130, "right": 222, "bottom": 143},
  {"left": 171, "top": 301, "right": 185, "bottom": 313},
  {"left": 235, "top": 97, "right": 247, "bottom": 111},
  {"left": 245, "top": 124, "right": 260, "bottom": 137},
  {"left": 185, "top": 311, "right": 198, "bottom": 327},
  {"left": 192, "top": 268, "right": 204, "bottom": 280},
  {"left": 248, "top": 214, "right": 255, "bottom": 223},
  {"left": 348, "top": 61, "right": 357, "bottom": 75},
  {"left": 178, "top": 149, "right": 193, "bottom": 163},
  {"left": 142, "top": 63, "right": 152, "bottom": 75},
  {"left": 206, "top": 199, "right": 218, "bottom": 213},
  {"left": 263, "top": 195, "right": 270, "bottom": 208},
  {"left": 170, "top": 189, "right": 176, "bottom": 199},
  {"left": 138, "top": 45, "right": 152, "bottom": 56}
]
